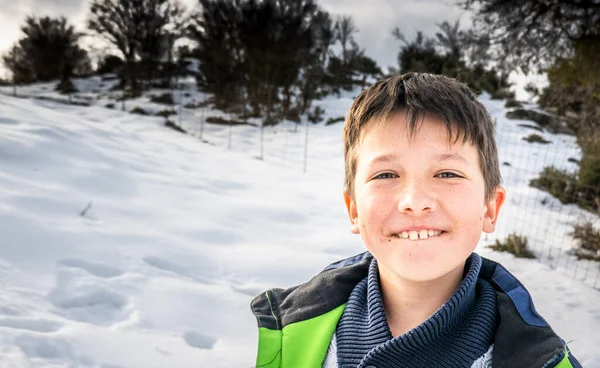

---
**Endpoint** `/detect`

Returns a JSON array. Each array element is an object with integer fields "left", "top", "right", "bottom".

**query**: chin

[{"left": 380, "top": 250, "right": 466, "bottom": 283}]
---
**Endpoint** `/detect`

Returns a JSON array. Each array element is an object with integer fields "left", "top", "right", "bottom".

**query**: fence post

[
  {"left": 259, "top": 121, "right": 265, "bottom": 160},
  {"left": 228, "top": 122, "right": 233, "bottom": 149},
  {"left": 282, "top": 122, "right": 289, "bottom": 164},
  {"left": 121, "top": 89, "right": 126, "bottom": 111},
  {"left": 303, "top": 120, "right": 310, "bottom": 173},
  {"left": 199, "top": 108, "right": 205, "bottom": 141},
  {"left": 178, "top": 79, "right": 183, "bottom": 127}
]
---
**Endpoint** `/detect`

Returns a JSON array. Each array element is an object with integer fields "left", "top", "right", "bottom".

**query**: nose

[{"left": 398, "top": 179, "right": 436, "bottom": 214}]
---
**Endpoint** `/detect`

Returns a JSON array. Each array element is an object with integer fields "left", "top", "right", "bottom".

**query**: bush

[
  {"left": 518, "top": 123, "right": 544, "bottom": 132},
  {"left": 131, "top": 107, "right": 148, "bottom": 115},
  {"left": 165, "top": 120, "right": 187, "bottom": 134},
  {"left": 571, "top": 222, "right": 600, "bottom": 261},
  {"left": 578, "top": 140, "right": 600, "bottom": 190},
  {"left": 523, "top": 133, "right": 551, "bottom": 144},
  {"left": 56, "top": 79, "right": 77, "bottom": 94},
  {"left": 326, "top": 116, "right": 346, "bottom": 125},
  {"left": 307, "top": 106, "right": 325, "bottom": 124},
  {"left": 105, "top": 103, "right": 115, "bottom": 109},
  {"left": 507, "top": 108, "right": 573, "bottom": 135},
  {"left": 150, "top": 92, "right": 174, "bottom": 105},
  {"left": 488, "top": 234, "right": 535, "bottom": 258},
  {"left": 507, "top": 109, "right": 553, "bottom": 127},
  {"left": 284, "top": 107, "right": 301, "bottom": 123},
  {"left": 530, "top": 166, "right": 579, "bottom": 205},
  {"left": 490, "top": 88, "right": 515, "bottom": 100},
  {"left": 205, "top": 116, "right": 255, "bottom": 126},
  {"left": 572, "top": 222, "right": 600, "bottom": 252},
  {"left": 505, "top": 99, "right": 523, "bottom": 109},
  {"left": 156, "top": 109, "right": 176, "bottom": 118}
]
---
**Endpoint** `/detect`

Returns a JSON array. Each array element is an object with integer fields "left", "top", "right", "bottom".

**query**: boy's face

[{"left": 344, "top": 112, "right": 505, "bottom": 282}]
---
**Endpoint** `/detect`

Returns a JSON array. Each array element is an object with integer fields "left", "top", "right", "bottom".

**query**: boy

[{"left": 251, "top": 73, "right": 581, "bottom": 367}]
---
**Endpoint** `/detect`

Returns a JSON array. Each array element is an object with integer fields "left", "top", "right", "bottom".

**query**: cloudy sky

[{"left": 0, "top": 0, "right": 469, "bottom": 75}]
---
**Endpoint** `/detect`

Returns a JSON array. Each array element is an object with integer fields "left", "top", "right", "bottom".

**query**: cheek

[{"left": 358, "top": 191, "right": 393, "bottom": 221}]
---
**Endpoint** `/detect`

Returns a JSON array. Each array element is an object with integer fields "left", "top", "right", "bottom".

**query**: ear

[
  {"left": 343, "top": 191, "right": 360, "bottom": 234},
  {"left": 482, "top": 186, "right": 506, "bottom": 233}
]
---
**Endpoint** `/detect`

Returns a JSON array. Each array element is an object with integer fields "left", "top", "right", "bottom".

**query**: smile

[{"left": 395, "top": 230, "right": 443, "bottom": 240}]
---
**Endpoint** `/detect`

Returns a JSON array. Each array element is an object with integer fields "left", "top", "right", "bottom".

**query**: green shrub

[
  {"left": 505, "top": 99, "right": 523, "bottom": 109},
  {"left": 530, "top": 166, "right": 579, "bottom": 205},
  {"left": 507, "top": 109, "right": 553, "bottom": 127},
  {"left": 150, "top": 92, "right": 174, "bottom": 105},
  {"left": 571, "top": 222, "right": 600, "bottom": 261},
  {"left": 165, "top": 120, "right": 186, "bottom": 134},
  {"left": 307, "top": 105, "right": 325, "bottom": 124},
  {"left": 490, "top": 88, "right": 515, "bottom": 100},
  {"left": 130, "top": 106, "right": 148, "bottom": 115},
  {"left": 523, "top": 133, "right": 551, "bottom": 144},
  {"left": 56, "top": 79, "right": 77, "bottom": 94},
  {"left": 284, "top": 107, "right": 301, "bottom": 123},
  {"left": 205, "top": 116, "right": 255, "bottom": 126},
  {"left": 326, "top": 116, "right": 346, "bottom": 125},
  {"left": 518, "top": 123, "right": 544, "bottom": 132},
  {"left": 156, "top": 109, "right": 176, "bottom": 118},
  {"left": 578, "top": 140, "right": 600, "bottom": 190},
  {"left": 488, "top": 234, "right": 535, "bottom": 258}
]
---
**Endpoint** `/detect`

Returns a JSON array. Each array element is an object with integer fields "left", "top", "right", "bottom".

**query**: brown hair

[{"left": 343, "top": 72, "right": 501, "bottom": 202}]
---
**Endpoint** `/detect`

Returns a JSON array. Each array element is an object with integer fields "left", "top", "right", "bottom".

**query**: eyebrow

[
  {"left": 433, "top": 153, "right": 470, "bottom": 166},
  {"left": 368, "top": 153, "right": 470, "bottom": 166}
]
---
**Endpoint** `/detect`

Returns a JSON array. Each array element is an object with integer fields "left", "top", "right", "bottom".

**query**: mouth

[{"left": 393, "top": 230, "right": 446, "bottom": 241}]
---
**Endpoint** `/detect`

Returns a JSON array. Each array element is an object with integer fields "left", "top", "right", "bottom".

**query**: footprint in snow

[
  {"left": 48, "top": 269, "right": 131, "bottom": 327},
  {"left": 143, "top": 256, "right": 212, "bottom": 284}
]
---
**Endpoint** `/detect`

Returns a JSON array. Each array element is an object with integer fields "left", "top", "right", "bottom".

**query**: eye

[
  {"left": 436, "top": 172, "right": 462, "bottom": 179},
  {"left": 374, "top": 172, "right": 397, "bottom": 180}
]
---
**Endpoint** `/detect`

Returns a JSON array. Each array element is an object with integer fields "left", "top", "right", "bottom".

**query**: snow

[{"left": 0, "top": 81, "right": 599, "bottom": 367}]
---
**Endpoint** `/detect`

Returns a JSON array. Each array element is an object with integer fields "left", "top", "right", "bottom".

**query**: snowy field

[{"left": 0, "top": 80, "right": 599, "bottom": 367}]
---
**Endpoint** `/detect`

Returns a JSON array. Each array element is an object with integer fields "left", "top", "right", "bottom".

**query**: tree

[
  {"left": 96, "top": 54, "right": 124, "bottom": 75},
  {"left": 189, "top": 0, "right": 320, "bottom": 118},
  {"left": 392, "top": 29, "right": 446, "bottom": 74},
  {"left": 2, "top": 16, "right": 88, "bottom": 88},
  {"left": 136, "top": 0, "right": 172, "bottom": 87},
  {"left": 391, "top": 23, "right": 511, "bottom": 98},
  {"left": 88, "top": 0, "right": 180, "bottom": 91},
  {"left": 457, "top": 0, "right": 600, "bottom": 73},
  {"left": 89, "top": 0, "right": 140, "bottom": 90},
  {"left": 188, "top": 0, "right": 242, "bottom": 108},
  {"left": 335, "top": 15, "right": 357, "bottom": 66}
]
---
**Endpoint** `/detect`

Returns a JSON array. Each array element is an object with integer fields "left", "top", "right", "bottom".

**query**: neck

[{"left": 379, "top": 262, "right": 465, "bottom": 337}]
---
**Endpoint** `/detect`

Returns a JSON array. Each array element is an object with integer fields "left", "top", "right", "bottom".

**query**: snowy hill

[{"left": 0, "top": 82, "right": 599, "bottom": 367}]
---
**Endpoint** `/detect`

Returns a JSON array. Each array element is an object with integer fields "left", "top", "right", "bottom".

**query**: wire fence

[{"left": 3, "top": 83, "right": 599, "bottom": 291}]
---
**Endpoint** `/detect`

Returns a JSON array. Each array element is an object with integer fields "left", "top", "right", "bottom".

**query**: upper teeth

[{"left": 399, "top": 230, "right": 441, "bottom": 240}]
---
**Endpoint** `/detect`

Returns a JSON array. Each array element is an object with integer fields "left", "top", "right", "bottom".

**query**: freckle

[{"left": 388, "top": 239, "right": 391, "bottom": 242}]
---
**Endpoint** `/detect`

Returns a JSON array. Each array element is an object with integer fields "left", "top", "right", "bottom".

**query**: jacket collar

[{"left": 251, "top": 251, "right": 578, "bottom": 368}]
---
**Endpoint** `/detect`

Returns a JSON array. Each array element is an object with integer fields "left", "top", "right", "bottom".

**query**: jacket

[{"left": 251, "top": 251, "right": 582, "bottom": 368}]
